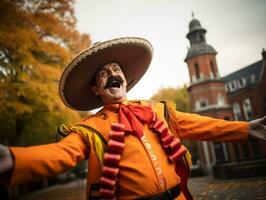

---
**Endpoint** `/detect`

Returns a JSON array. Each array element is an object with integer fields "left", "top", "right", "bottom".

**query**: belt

[{"left": 138, "top": 185, "right": 180, "bottom": 200}]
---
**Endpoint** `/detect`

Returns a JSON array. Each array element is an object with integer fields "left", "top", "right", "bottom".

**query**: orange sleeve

[
  {"left": 9, "top": 133, "right": 89, "bottom": 187},
  {"left": 166, "top": 102, "right": 248, "bottom": 142}
]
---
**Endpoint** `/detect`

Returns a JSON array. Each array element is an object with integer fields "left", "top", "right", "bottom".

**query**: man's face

[{"left": 91, "top": 63, "right": 127, "bottom": 105}]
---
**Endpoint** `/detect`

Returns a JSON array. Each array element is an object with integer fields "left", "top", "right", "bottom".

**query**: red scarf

[{"left": 119, "top": 104, "right": 154, "bottom": 139}]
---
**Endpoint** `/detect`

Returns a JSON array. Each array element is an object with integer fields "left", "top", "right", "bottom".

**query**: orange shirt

[{"left": 9, "top": 101, "right": 248, "bottom": 199}]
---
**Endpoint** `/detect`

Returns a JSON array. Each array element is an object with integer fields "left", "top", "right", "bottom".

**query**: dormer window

[
  {"left": 229, "top": 80, "right": 237, "bottom": 92},
  {"left": 250, "top": 74, "right": 256, "bottom": 83},
  {"left": 237, "top": 77, "right": 246, "bottom": 88}
]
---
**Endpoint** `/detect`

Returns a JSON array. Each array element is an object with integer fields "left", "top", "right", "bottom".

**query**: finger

[{"left": 262, "top": 116, "right": 266, "bottom": 125}]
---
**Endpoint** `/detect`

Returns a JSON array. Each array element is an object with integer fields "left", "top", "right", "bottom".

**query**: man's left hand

[{"left": 249, "top": 116, "right": 266, "bottom": 140}]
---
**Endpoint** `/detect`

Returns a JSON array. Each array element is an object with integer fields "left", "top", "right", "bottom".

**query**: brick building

[{"left": 185, "top": 17, "right": 266, "bottom": 178}]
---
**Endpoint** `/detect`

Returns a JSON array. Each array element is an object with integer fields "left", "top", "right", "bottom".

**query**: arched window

[
  {"left": 195, "top": 63, "right": 200, "bottom": 79},
  {"left": 217, "top": 93, "right": 225, "bottom": 106},
  {"left": 195, "top": 98, "right": 208, "bottom": 110},
  {"left": 210, "top": 60, "right": 216, "bottom": 78},
  {"left": 243, "top": 98, "right": 253, "bottom": 120},
  {"left": 233, "top": 103, "right": 242, "bottom": 120}
]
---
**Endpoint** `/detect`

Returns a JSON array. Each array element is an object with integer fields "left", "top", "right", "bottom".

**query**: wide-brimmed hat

[{"left": 59, "top": 37, "right": 153, "bottom": 111}]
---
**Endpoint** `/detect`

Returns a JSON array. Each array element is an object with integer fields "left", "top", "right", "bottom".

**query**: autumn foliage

[
  {"left": 0, "top": 0, "right": 91, "bottom": 145},
  {"left": 151, "top": 85, "right": 190, "bottom": 113}
]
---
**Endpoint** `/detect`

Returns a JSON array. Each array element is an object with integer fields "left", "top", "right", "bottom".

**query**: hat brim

[{"left": 59, "top": 37, "right": 153, "bottom": 111}]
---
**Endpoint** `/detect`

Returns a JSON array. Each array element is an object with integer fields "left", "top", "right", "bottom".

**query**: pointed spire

[
  {"left": 192, "top": 12, "right": 195, "bottom": 19},
  {"left": 262, "top": 48, "right": 266, "bottom": 60}
]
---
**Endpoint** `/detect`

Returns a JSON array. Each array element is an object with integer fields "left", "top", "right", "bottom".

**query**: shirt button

[
  {"left": 144, "top": 142, "right": 151, "bottom": 150},
  {"left": 156, "top": 167, "right": 162, "bottom": 174},
  {"left": 150, "top": 154, "right": 157, "bottom": 161},
  {"left": 159, "top": 179, "right": 165, "bottom": 186}
]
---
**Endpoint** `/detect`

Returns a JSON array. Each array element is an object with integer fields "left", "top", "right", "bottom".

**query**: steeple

[
  {"left": 184, "top": 17, "right": 234, "bottom": 174},
  {"left": 185, "top": 16, "right": 216, "bottom": 61}
]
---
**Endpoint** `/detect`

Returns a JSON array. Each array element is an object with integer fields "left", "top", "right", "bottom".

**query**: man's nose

[{"left": 109, "top": 69, "right": 117, "bottom": 76}]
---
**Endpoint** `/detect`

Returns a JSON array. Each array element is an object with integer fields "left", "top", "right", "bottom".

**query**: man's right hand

[{"left": 0, "top": 145, "right": 14, "bottom": 174}]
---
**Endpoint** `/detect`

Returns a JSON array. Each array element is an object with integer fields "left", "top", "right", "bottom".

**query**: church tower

[{"left": 185, "top": 16, "right": 233, "bottom": 173}]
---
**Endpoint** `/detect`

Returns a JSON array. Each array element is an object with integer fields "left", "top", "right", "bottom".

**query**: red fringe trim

[{"left": 99, "top": 123, "right": 125, "bottom": 200}]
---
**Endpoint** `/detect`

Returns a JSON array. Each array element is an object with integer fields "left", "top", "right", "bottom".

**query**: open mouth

[
  {"left": 108, "top": 81, "right": 121, "bottom": 88},
  {"left": 105, "top": 76, "right": 123, "bottom": 89}
]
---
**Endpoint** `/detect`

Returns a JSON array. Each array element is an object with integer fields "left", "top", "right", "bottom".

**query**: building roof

[
  {"left": 223, "top": 60, "right": 265, "bottom": 93},
  {"left": 189, "top": 19, "right": 203, "bottom": 32},
  {"left": 185, "top": 43, "right": 217, "bottom": 61},
  {"left": 185, "top": 18, "right": 216, "bottom": 61}
]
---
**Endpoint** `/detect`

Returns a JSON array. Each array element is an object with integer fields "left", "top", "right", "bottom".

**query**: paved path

[
  {"left": 21, "top": 177, "right": 266, "bottom": 200},
  {"left": 188, "top": 177, "right": 266, "bottom": 200},
  {"left": 21, "top": 179, "right": 86, "bottom": 200}
]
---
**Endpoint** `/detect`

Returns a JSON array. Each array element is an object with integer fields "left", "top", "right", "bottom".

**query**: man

[{"left": 0, "top": 37, "right": 265, "bottom": 200}]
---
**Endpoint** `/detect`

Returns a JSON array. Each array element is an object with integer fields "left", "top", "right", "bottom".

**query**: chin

[{"left": 113, "top": 97, "right": 125, "bottom": 102}]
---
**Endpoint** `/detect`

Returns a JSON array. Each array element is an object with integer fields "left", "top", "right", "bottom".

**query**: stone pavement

[
  {"left": 21, "top": 179, "right": 86, "bottom": 200},
  {"left": 188, "top": 177, "right": 266, "bottom": 200},
  {"left": 21, "top": 176, "right": 266, "bottom": 200}
]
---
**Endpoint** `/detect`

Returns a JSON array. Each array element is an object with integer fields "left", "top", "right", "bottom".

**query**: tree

[
  {"left": 0, "top": 0, "right": 91, "bottom": 145},
  {"left": 151, "top": 84, "right": 190, "bottom": 112}
]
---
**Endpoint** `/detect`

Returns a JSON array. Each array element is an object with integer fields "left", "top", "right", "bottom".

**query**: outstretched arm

[
  {"left": 165, "top": 101, "right": 249, "bottom": 142},
  {"left": 0, "top": 133, "right": 89, "bottom": 187}
]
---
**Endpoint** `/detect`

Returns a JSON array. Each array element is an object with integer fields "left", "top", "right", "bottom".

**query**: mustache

[{"left": 104, "top": 75, "right": 124, "bottom": 88}]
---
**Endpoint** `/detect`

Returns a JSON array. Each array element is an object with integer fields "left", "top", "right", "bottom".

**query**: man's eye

[
  {"left": 113, "top": 67, "right": 121, "bottom": 72},
  {"left": 99, "top": 70, "right": 108, "bottom": 77}
]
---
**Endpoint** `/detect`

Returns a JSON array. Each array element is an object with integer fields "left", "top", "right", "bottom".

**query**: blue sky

[{"left": 74, "top": 0, "right": 266, "bottom": 99}]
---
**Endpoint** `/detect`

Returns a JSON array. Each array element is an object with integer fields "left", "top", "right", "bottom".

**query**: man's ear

[{"left": 90, "top": 86, "right": 99, "bottom": 95}]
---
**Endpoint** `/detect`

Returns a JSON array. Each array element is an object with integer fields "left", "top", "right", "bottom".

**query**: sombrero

[{"left": 59, "top": 37, "right": 153, "bottom": 111}]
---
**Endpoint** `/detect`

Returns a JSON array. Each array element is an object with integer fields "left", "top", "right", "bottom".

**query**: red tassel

[
  {"left": 111, "top": 123, "right": 125, "bottom": 131},
  {"left": 109, "top": 130, "right": 125, "bottom": 141},
  {"left": 102, "top": 166, "right": 119, "bottom": 178},
  {"left": 104, "top": 153, "right": 121, "bottom": 166},
  {"left": 161, "top": 134, "right": 173, "bottom": 145},
  {"left": 99, "top": 188, "right": 115, "bottom": 197},
  {"left": 108, "top": 140, "right": 125, "bottom": 153},
  {"left": 153, "top": 119, "right": 164, "bottom": 130},
  {"left": 169, "top": 138, "right": 181, "bottom": 151},
  {"left": 169, "top": 146, "right": 187, "bottom": 162},
  {"left": 100, "top": 176, "right": 117, "bottom": 188},
  {"left": 158, "top": 125, "right": 169, "bottom": 137}
]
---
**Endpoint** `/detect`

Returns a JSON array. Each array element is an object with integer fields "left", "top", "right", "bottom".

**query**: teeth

[{"left": 110, "top": 81, "right": 121, "bottom": 88}]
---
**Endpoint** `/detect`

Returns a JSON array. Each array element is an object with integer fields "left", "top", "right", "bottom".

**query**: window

[
  {"left": 213, "top": 142, "right": 226, "bottom": 163},
  {"left": 195, "top": 63, "right": 200, "bottom": 79},
  {"left": 250, "top": 74, "right": 256, "bottom": 83},
  {"left": 200, "top": 101, "right": 207, "bottom": 108},
  {"left": 217, "top": 93, "right": 225, "bottom": 106},
  {"left": 229, "top": 81, "right": 237, "bottom": 92},
  {"left": 243, "top": 98, "right": 253, "bottom": 120},
  {"left": 233, "top": 103, "right": 242, "bottom": 120},
  {"left": 200, "top": 35, "right": 204, "bottom": 42},
  {"left": 237, "top": 77, "right": 246, "bottom": 88},
  {"left": 195, "top": 98, "right": 208, "bottom": 110},
  {"left": 225, "top": 84, "right": 229, "bottom": 92},
  {"left": 210, "top": 60, "right": 216, "bottom": 78}
]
